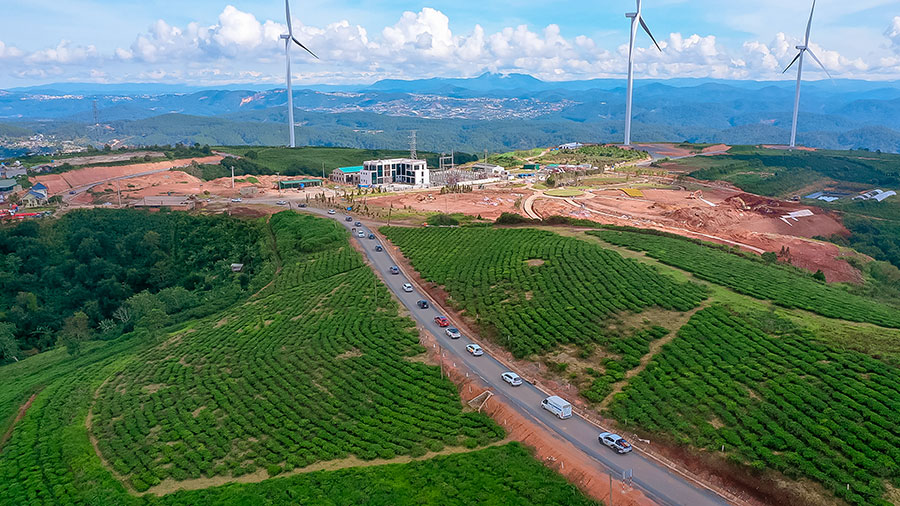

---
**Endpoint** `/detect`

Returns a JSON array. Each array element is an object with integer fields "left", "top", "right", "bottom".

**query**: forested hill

[{"left": 0, "top": 209, "right": 270, "bottom": 360}]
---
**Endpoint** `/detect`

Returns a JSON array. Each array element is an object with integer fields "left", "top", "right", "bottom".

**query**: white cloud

[
  {"left": 887, "top": 16, "right": 900, "bottom": 53},
  {"left": 0, "top": 40, "right": 23, "bottom": 59},
  {"left": 1, "top": 6, "right": 898, "bottom": 84},
  {"left": 25, "top": 40, "right": 97, "bottom": 64}
]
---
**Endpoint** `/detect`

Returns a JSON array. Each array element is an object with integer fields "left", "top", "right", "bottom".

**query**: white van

[{"left": 541, "top": 395, "right": 572, "bottom": 419}]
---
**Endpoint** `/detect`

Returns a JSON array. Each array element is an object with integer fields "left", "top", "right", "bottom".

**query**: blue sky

[{"left": 1, "top": 0, "right": 899, "bottom": 86}]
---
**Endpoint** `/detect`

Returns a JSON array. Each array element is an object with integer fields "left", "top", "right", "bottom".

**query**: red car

[{"left": 434, "top": 316, "right": 450, "bottom": 327}]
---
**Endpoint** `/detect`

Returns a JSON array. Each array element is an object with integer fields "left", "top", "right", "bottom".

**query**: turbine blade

[
  {"left": 783, "top": 51, "right": 802, "bottom": 73},
  {"left": 639, "top": 17, "right": 662, "bottom": 52},
  {"left": 292, "top": 36, "right": 319, "bottom": 59},
  {"left": 285, "top": 0, "right": 293, "bottom": 35},
  {"left": 805, "top": 0, "right": 816, "bottom": 45},
  {"left": 805, "top": 48, "right": 833, "bottom": 80}
]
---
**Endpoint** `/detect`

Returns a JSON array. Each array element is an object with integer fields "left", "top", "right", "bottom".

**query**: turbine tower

[
  {"left": 624, "top": 0, "right": 661, "bottom": 146},
  {"left": 783, "top": 0, "right": 831, "bottom": 148},
  {"left": 281, "top": 0, "right": 318, "bottom": 148}
]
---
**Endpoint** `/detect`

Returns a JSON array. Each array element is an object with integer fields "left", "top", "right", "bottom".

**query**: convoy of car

[{"left": 324, "top": 207, "right": 634, "bottom": 460}]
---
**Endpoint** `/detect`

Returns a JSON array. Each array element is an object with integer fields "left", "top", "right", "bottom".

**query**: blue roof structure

[{"left": 336, "top": 166, "right": 363, "bottom": 173}]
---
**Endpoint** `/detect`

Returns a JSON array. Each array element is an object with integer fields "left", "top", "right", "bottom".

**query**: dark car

[
  {"left": 355, "top": 221, "right": 362, "bottom": 227},
  {"left": 345, "top": 216, "right": 353, "bottom": 222},
  {"left": 417, "top": 300, "right": 429, "bottom": 309},
  {"left": 389, "top": 266, "right": 400, "bottom": 274},
  {"left": 368, "top": 233, "right": 375, "bottom": 240},
  {"left": 375, "top": 245, "right": 383, "bottom": 252},
  {"left": 299, "top": 203, "right": 307, "bottom": 208}
]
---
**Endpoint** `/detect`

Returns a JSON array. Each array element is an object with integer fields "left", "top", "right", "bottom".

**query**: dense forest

[{"left": 0, "top": 209, "right": 269, "bottom": 361}]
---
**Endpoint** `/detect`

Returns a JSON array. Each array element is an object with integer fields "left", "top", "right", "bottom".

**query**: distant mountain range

[{"left": 3, "top": 73, "right": 900, "bottom": 154}]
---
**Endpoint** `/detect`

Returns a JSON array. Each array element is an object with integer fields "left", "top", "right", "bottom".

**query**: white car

[
  {"left": 231, "top": 198, "right": 243, "bottom": 203},
  {"left": 598, "top": 432, "right": 633, "bottom": 454},
  {"left": 358, "top": 231, "right": 365, "bottom": 238},
  {"left": 445, "top": 327, "right": 461, "bottom": 339},
  {"left": 466, "top": 344, "right": 483, "bottom": 356},
  {"left": 501, "top": 371, "right": 523, "bottom": 386},
  {"left": 327, "top": 209, "right": 336, "bottom": 215},
  {"left": 276, "top": 200, "right": 287, "bottom": 206},
  {"left": 402, "top": 283, "right": 413, "bottom": 292}
]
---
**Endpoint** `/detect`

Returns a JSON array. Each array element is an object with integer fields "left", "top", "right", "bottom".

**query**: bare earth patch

[
  {"left": 0, "top": 393, "right": 37, "bottom": 449},
  {"left": 142, "top": 383, "right": 166, "bottom": 394},
  {"left": 335, "top": 348, "right": 363, "bottom": 360},
  {"left": 144, "top": 440, "right": 512, "bottom": 496},
  {"left": 525, "top": 259, "right": 546, "bottom": 267}
]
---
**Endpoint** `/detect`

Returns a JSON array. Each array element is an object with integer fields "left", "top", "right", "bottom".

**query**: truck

[{"left": 541, "top": 395, "right": 572, "bottom": 419}]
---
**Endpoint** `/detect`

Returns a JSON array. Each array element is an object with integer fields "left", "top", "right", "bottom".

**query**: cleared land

[{"left": 32, "top": 156, "right": 224, "bottom": 195}]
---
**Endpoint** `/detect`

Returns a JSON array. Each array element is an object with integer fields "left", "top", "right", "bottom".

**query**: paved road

[{"left": 298, "top": 206, "right": 732, "bottom": 506}]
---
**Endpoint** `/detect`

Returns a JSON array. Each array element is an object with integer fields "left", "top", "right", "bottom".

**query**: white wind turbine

[
  {"left": 624, "top": 0, "right": 662, "bottom": 146},
  {"left": 281, "top": 0, "right": 318, "bottom": 148},
  {"left": 783, "top": 0, "right": 832, "bottom": 148}
]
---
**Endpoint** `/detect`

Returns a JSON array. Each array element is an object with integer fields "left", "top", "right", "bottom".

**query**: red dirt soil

[
  {"left": 366, "top": 189, "right": 533, "bottom": 220},
  {"left": 532, "top": 188, "right": 860, "bottom": 283},
  {"left": 33, "top": 156, "right": 224, "bottom": 195}
]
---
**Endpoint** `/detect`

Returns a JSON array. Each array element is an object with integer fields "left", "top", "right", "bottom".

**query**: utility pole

[{"left": 231, "top": 165, "right": 235, "bottom": 189}]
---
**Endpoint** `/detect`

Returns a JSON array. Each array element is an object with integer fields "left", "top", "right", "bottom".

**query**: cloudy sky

[{"left": 1, "top": 0, "right": 899, "bottom": 87}]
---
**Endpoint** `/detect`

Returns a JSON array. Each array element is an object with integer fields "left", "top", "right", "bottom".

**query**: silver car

[
  {"left": 599, "top": 432, "right": 633, "bottom": 454},
  {"left": 501, "top": 371, "right": 523, "bottom": 386}
]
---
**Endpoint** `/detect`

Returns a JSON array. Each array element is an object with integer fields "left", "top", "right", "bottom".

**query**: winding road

[{"left": 299, "top": 205, "right": 734, "bottom": 506}]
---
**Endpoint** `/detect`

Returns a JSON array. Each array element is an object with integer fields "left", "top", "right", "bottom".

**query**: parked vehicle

[
  {"left": 541, "top": 396, "right": 572, "bottom": 419},
  {"left": 355, "top": 221, "right": 362, "bottom": 226},
  {"left": 598, "top": 432, "right": 632, "bottom": 454},
  {"left": 417, "top": 300, "right": 429, "bottom": 309},
  {"left": 466, "top": 344, "right": 484, "bottom": 356},
  {"left": 358, "top": 231, "right": 365, "bottom": 238},
  {"left": 501, "top": 372, "right": 523, "bottom": 386},
  {"left": 276, "top": 200, "right": 287, "bottom": 206},
  {"left": 434, "top": 316, "right": 450, "bottom": 327},
  {"left": 389, "top": 266, "right": 400, "bottom": 275},
  {"left": 375, "top": 245, "right": 383, "bottom": 252},
  {"left": 299, "top": 203, "right": 307, "bottom": 208},
  {"left": 327, "top": 209, "right": 335, "bottom": 214},
  {"left": 345, "top": 216, "right": 353, "bottom": 222},
  {"left": 231, "top": 198, "right": 243, "bottom": 203},
  {"left": 445, "top": 327, "right": 461, "bottom": 339},
  {"left": 402, "top": 283, "right": 413, "bottom": 292},
  {"left": 368, "top": 233, "right": 375, "bottom": 239}
]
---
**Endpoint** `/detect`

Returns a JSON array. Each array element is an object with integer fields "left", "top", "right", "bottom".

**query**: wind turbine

[
  {"left": 624, "top": 0, "right": 662, "bottom": 146},
  {"left": 281, "top": 0, "right": 318, "bottom": 148},
  {"left": 783, "top": 0, "right": 831, "bottom": 148}
]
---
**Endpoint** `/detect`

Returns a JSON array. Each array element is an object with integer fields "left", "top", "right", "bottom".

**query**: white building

[{"left": 360, "top": 159, "right": 430, "bottom": 187}]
